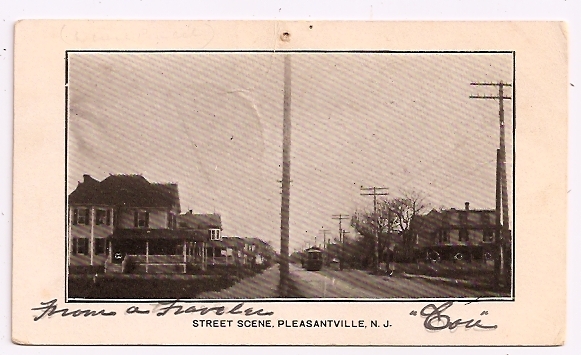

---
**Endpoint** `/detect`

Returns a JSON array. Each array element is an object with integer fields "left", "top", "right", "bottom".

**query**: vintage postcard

[{"left": 12, "top": 21, "right": 567, "bottom": 345}]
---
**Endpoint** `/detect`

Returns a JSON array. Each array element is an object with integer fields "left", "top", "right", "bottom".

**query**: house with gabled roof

[
  {"left": 68, "top": 174, "right": 211, "bottom": 274},
  {"left": 178, "top": 212, "right": 222, "bottom": 239},
  {"left": 408, "top": 202, "right": 497, "bottom": 262},
  {"left": 177, "top": 211, "right": 222, "bottom": 268}
]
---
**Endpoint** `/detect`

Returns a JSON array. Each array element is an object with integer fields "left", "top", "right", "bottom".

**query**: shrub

[{"left": 123, "top": 256, "right": 137, "bottom": 274}]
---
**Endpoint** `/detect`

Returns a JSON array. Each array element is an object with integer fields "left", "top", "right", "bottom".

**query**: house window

[
  {"left": 431, "top": 232, "right": 439, "bottom": 243},
  {"left": 440, "top": 230, "right": 450, "bottom": 243},
  {"left": 134, "top": 210, "right": 149, "bottom": 228},
  {"left": 459, "top": 212, "right": 468, "bottom": 225},
  {"left": 95, "top": 209, "right": 111, "bottom": 225},
  {"left": 167, "top": 212, "right": 177, "bottom": 229},
  {"left": 459, "top": 229, "right": 469, "bottom": 242},
  {"left": 95, "top": 238, "right": 106, "bottom": 255},
  {"left": 72, "top": 238, "right": 89, "bottom": 255},
  {"left": 73, "top": 208, "right": 90, "bottom": 225},
  {"left": 209, "top": 229, "right": 221, "bottom": 241},
  {"left": 483, "top": 229, "right": 494, "bottom": 243},
  {"left": 481, "top": 213, "right": 492, "bottom": 226}
]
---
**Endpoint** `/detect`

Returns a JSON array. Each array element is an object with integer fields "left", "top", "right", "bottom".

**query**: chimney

[
  {"left": 465, "top": 202, "right": 470, "bottom": 211},
  {"left": 83, "top": 174, "right": 91, "bottom": 183}
]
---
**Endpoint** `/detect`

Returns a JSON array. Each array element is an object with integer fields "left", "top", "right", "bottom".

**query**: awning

[{"left": 109, "top": 229, "right": 208, "bottom": 242}]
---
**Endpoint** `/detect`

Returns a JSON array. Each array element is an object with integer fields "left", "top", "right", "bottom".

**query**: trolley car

[{"left": 301, "top": 247, "right": 323, "bottom": 271}]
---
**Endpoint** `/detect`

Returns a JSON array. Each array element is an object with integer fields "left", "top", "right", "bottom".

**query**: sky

[{"left": 67, "top": 52, "right": 514, "bottom": 251}]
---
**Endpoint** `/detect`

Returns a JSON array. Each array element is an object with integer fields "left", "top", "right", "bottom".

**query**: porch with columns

[{"left": 105, "top": 229, "right": 208, "bottom": 274}]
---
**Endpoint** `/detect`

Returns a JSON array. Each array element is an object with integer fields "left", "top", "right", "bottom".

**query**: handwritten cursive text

[
  {"left": 31, "top": 299, "right": 117, "bottom": 321},
  {"left": 31, "top": 299, "right": 276, "bottom": 321},
  {"left": 420, "top": 301, "right": 497, "bottom": 331},
  {"left": 155, "top": 300, "right": 274, "bottom": 317}
]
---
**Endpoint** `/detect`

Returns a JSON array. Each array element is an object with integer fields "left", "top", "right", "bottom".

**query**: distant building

[
  {"left": 409, "top": 202, "right": 496, "bottom": 262},
  {"left": 247, "top": 237, "right": 277, "bottom": 267},
  {"left": 175, "top": 212, "right": 275, "bottom": 269}
]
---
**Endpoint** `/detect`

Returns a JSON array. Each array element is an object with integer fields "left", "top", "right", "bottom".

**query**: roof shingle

[{"left": 69, "top": 174, "right": 180, "bottom": 210}]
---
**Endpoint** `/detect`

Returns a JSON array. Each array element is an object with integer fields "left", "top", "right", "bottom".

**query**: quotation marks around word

[{"left": 409, "top": 308, "right": 492, "bottom": 317}]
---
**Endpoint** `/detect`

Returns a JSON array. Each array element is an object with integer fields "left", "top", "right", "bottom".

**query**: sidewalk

[
  {"left": 397, "top": 262, "right": 497, "bottom": 286},
  {"left": 197, "top": 265, "right": 280, "bottom": 299},
  {"left": 400, "top": 272, "right": 510, "bottom": 296},
  {"left": 400, "top": 272, "right": 491, "bottom": 288}
]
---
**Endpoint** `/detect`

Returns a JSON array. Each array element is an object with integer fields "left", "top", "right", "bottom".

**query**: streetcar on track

[{"left": 301, "top": 247, "right": 323, "bottom": 271}]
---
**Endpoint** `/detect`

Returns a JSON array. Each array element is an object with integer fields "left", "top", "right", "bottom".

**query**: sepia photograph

[{"left": 66, "top": 51, "right": 514, "bottom": 301}]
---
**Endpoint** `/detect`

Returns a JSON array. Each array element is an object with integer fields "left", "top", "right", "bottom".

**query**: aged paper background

[{"left": 12, "top": 20, "right": 567, "bottom": 345}]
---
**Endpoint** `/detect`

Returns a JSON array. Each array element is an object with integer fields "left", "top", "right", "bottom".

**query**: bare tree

[
  {"left": 386, "top": 190, "right": 428, "bottom": 235},
  {"left": 351, "top": 190, "right": 429, "bottom": 265},
  {"left": 387, "top": 190, "right": 429, "bottom": 260}
]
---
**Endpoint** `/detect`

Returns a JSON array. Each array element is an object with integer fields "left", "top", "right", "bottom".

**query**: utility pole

[
  {"left": 494, "top": 148, "right": 502, "bottom": 288},
  {"left": 279, "top": 54, "right": 292, "bottom": 297},
  {"left": 277, "top": 179, "right": 293, "bottom": 195},
  {"left": 342, "top": 229, "right": 350, "bottom": 270},
  {"left": 320, "top": 229, "right": 330, "bottom": 251},
  {"left": 320, "top": 228, "right": 330, "bottom": 264},
  {"left": 360, "top": 187, "right": 389, "bottom": 274},
  {"left": 332, "top": 214, "right": 350, "bottom": 270},
  {"left": 470, "top": 81, "right": 512, "bottom": 289}
]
